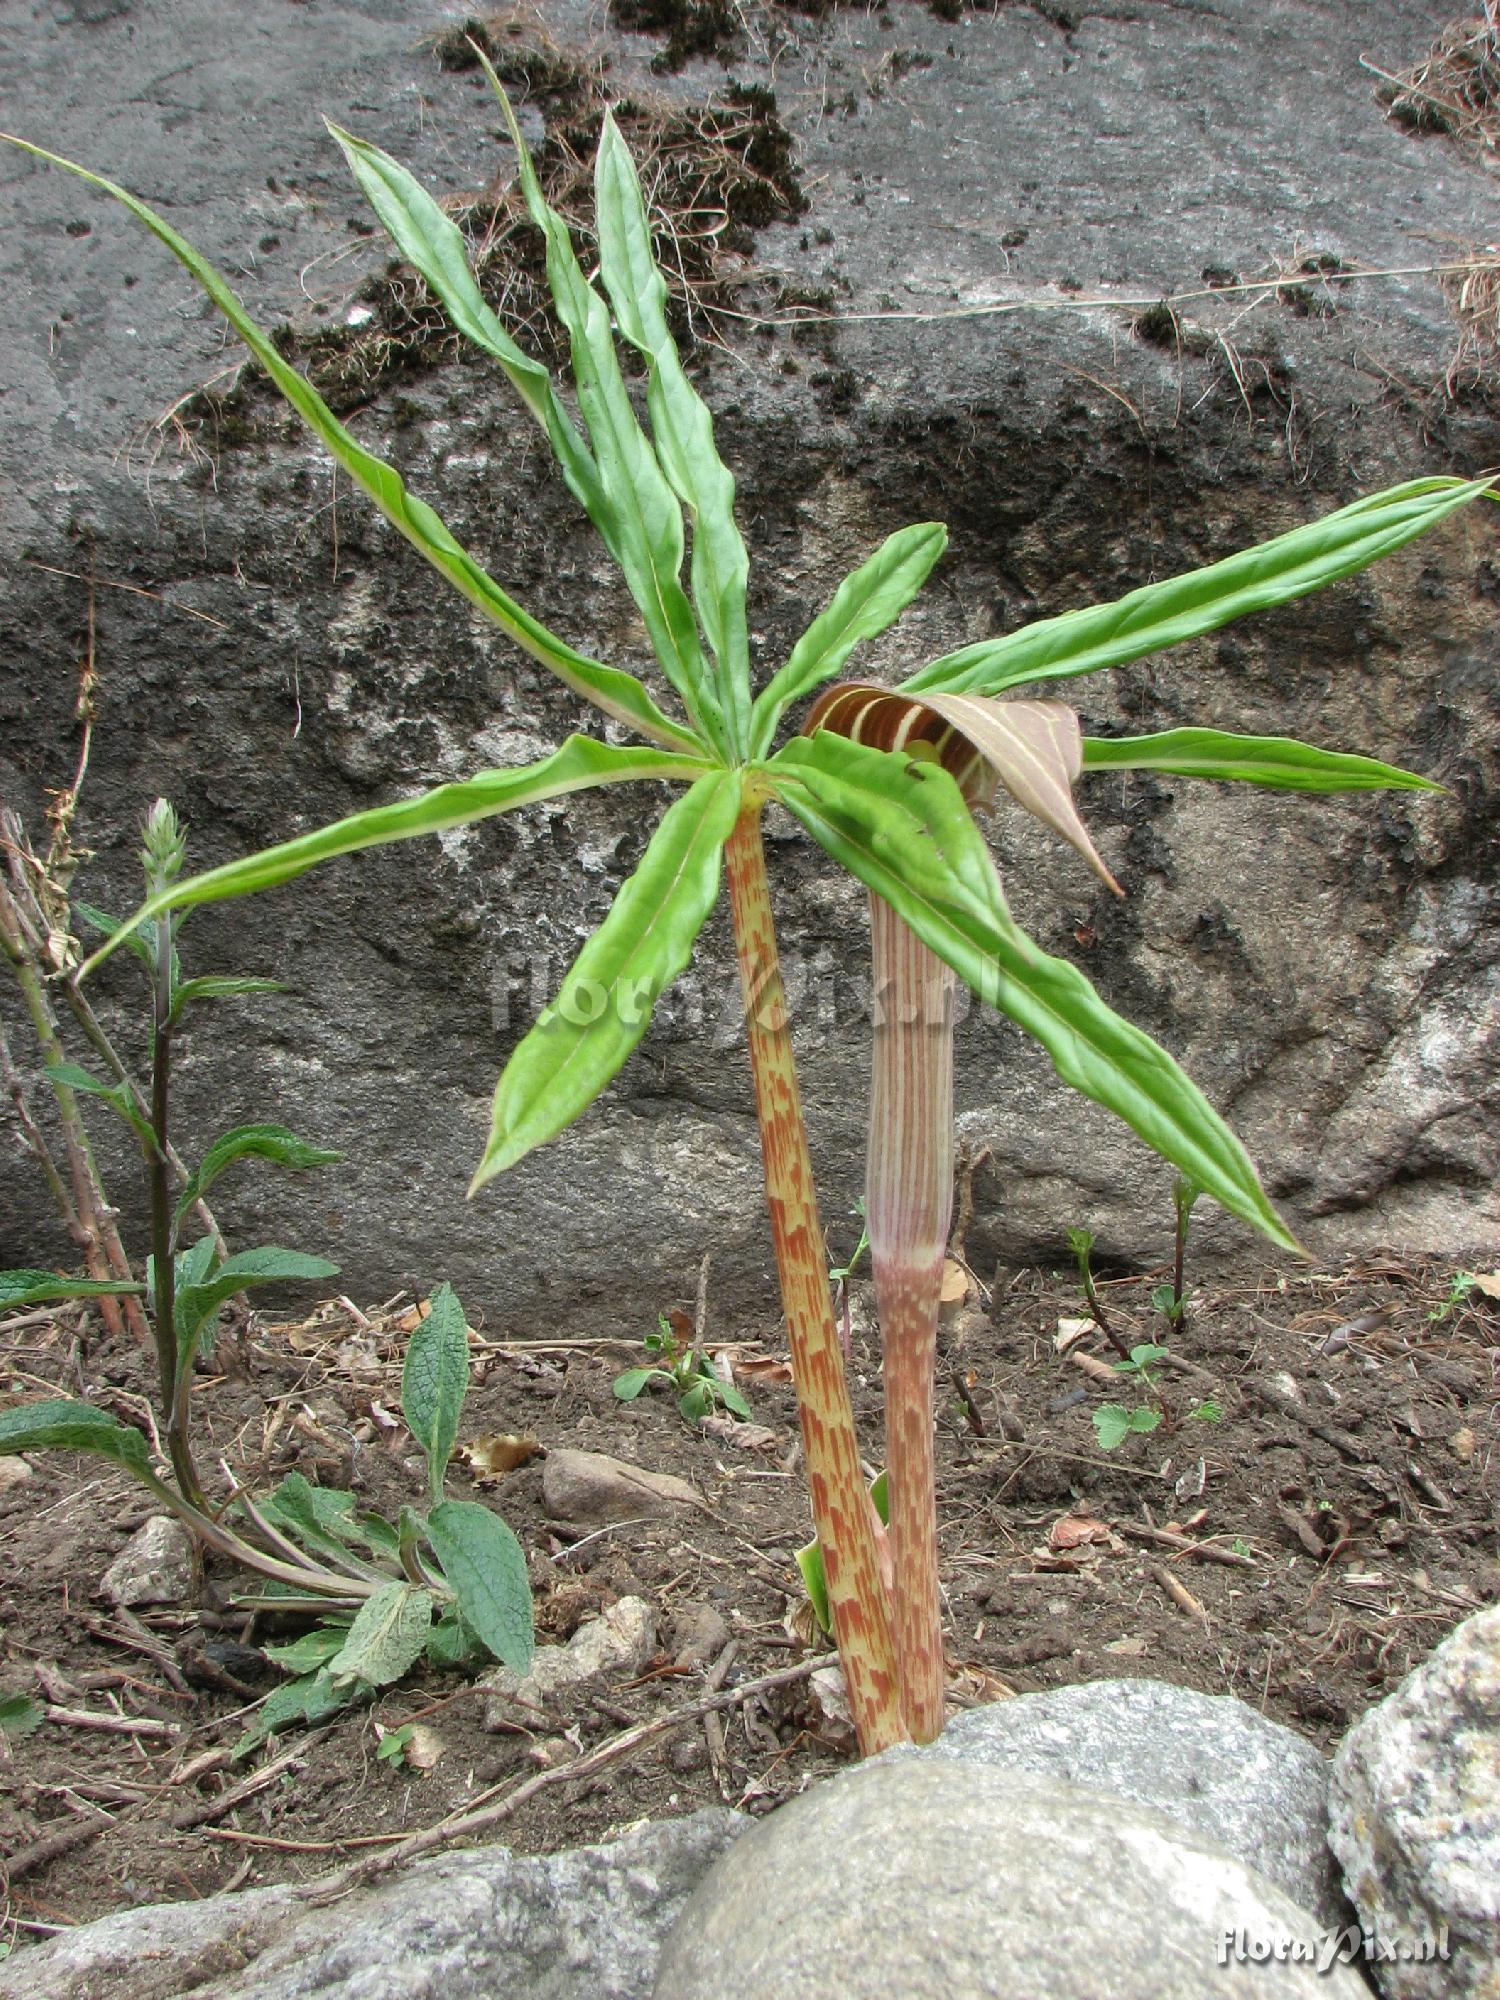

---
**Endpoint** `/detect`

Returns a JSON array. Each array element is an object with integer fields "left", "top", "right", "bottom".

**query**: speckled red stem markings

[
  {"left": 723, "top": 803, "right": 908, "bottom": 1756},
  {"left": 867, "top": 892, "right": 955, "bottom": 1744}
]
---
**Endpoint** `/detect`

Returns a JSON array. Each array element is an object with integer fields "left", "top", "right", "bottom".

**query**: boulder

[
  {"left": 653, "top": 1757, "right": 1370, "bottom": 1999},
  {"left": 918, "top": 1678, "right": 1349, "bottom": 1928},
  {"left": 0, "top": 1809, "right": 744, "bottom": 2000},
  {"left": 1328, "top": 1603, "right": 1500, "bottom": 1999}
]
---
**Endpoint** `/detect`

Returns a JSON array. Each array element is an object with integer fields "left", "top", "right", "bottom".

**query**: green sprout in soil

[{"left": 614, "top": 1310, "right": 753, "bottom": 1424}]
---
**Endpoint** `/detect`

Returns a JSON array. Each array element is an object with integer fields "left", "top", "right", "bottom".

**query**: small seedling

[
  {"left": 1152, "top": 1177, "right": 1203, "bottom": 1333},
  {"left": 1428, "top": 1270, "right": 1488, "bottom": 1322},
  {"left": 613, "top": 1312, "right": 752, "bottom": 1424},
  {"left": 1066, "top": 1226, "right": 1130, "bottom": 1360}
]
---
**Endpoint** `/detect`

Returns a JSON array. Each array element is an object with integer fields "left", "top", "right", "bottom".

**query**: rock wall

[{"left": 2, "top": 0, "right": 1496, "bottom": 1332}]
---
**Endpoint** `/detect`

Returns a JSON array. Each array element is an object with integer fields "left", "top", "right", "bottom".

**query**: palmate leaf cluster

[{"left": 6, "top": 75, "right": 1493, "bottom": 1251}]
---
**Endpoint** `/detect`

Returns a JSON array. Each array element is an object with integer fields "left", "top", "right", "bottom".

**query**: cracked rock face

[
  {"left": 2, "top": 1, "right": 1496, "bottom": 1330},
  {"left": 1328, "top": 1604, "right": 1500, "bottom": 2000}
]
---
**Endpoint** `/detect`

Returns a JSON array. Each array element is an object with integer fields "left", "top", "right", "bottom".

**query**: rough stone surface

[
  {"left": 0, "top": 1809, "right": 744, "bottom": 2000},
  {"left": 482, "top": 1594, "right": 658, "bottom": 1729},
  {"left": 2, "top": 1, "right": 1497, "bottom": 1327},
  {"left": 542, "top": 1449, "right": 703, "bottom": 1528},
  {"left": 1328, "top": 1603, "right": 1500, "bottom": 1999},
  {"left": 653, "top": 1758, "right": 1370, "bottom": 1999},
  {"left": 915, "top": 1678, "right": 1350, "bottom": 1929},
  {"left": 98, "top": 1513, "right": 195, "bottom": 1607}
]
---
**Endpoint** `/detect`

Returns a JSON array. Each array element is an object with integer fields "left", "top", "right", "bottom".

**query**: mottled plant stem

[
  {"left": 148, "top": 913, "right": 203, "bottom": 1508},
  {"left": 0, "top": 873, "right": 148, "bottom": 1345},
  {"left": 723, "top": 802, "right": 908, "bottom": 1755},
  {"left": 867, "top": 892, "right": 953, "bottom": 1743}
]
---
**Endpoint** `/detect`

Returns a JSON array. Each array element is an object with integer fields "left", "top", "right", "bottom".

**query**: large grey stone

[
  {"left": 1328, "top": 1603, "right": 1500, "bottom": 2000},
  {"left": 2, "top": 0, "right": 1496, "bottom": 1328},
  {"left": 652, "top": 1758, "right": 1370, "bottom": 1999},
  {"left": 915, "top": 1678, "right": 1349, "bottom": 1928},
  {"left": 0, "top": 1809, "right": 744, "bottom": 2000}
]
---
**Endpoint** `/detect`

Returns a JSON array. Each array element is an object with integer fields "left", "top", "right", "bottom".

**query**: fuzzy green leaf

[
  {"left": 0, "top": 136, "right": 701, "bottom": 756},
  {"left": 262, "top": 1625, "right": 352, "bottom": 1674},
  {"left": 595, "top": 110, "right": 751, "bottom": 756},
  {"left": 327, "top": 1581, "right": 435, "bottom": 1688},
  {"left": 401, "top": 1283, "right": 471, "bottom": 1502},
  {"left": 425, "top": 1605, "right": 486, "bottom": 1669},
  {"left": 234, "top": 1666, "right": 363, "bottom": 1759},
  {"left": 0, "top": 1269, "right": 144, "bottom": 1311},
  {"left": 771, "top": 733, "right": 1299, "bottom": 1251},
  {"left": 751, "top": 523, "right": 948, "bottom": 756},
  {"left": 0, "top": 1397, "right": 153, "bottom": 1476},
  {"left": 1080, "top": 727, "right": 1442, "bottom": 792},
  {"left": 612, "top": 1367, "right": 659, "bottom": 1402},
  {"left": 173, "top": 1125, "right": 342, "bottom": 1235},
  {"left": 80, "top": 738, "right": 709, "bottom": 977},
  {"left": 425, "top": 1500, "right": 534, "bottom": 1673},
  {"left": 475, "top": 769, "right": 742, "bottom": 1185},
  {"left": 255, "top": 1477, "right": 389, "bottom": 1575},
  {"left": 482, "top": 69, "right": 721, "bottom": 749},
  {"left": 904, "top": 478, "right": 1495, "bottom": 698}
]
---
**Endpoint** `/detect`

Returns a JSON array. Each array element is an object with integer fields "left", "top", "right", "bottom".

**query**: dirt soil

[{"left": 1, "top": 1251, "right": 1496, "bottom": 1960}]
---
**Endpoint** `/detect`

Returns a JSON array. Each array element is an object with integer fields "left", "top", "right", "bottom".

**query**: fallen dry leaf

[
  {"left": 700, "top": 1414, "right": 778, "bottom": 1453},
  {"left": 1449, "top": 1426, "right": 1476, "bottom": 1465},
  {"left": 731, "top": 1354, "right": 794, "bottom": 1385},
  {"left": 1471, "top": 1271, "right": 1500, "bottom": 1299},
  {"left": 465, "top": 1432, "right": 543, "bottom": 1481},
  {"left": 940, "top": 1259, "right": 970, "bottom": 1305},
  {"left": 1054, "top": 1316, "right": 1096, "bottom": 1353},
  {"left": 402, "top": 1724, "right": 446, "bottom": 1772},
  {"left": 1049, "top": 1513, "right": 1112, "bottom": 1550}
]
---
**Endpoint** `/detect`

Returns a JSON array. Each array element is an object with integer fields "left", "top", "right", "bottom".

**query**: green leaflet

[
  {"left": 168, "top": 975, "right": 284, "bottom": 1023},
  {"left": 401, "top": 1284, "right": 471, "bottom": 1503},
  {"left": 43, "top": 1062, "right": 154, "bottom": 1150},
  {"left": 903, "top": 478, "right": 1495, "bottom": 698},
  {"left": 481, "top": 66, "right": 722, "bottom": 751},
  {"left": 0, "top": 1269, "right": 144, "bottom": 1311},
  {"left": 770, "top": 733, "right": 1300, "bottom": 1252},
  {"left": 173, "top": 1248, "right": 340, "bottom": 1373},
  {"left": 595, "top": 111, "right": 752, "bottom": 758},
  {"left": 78, "top": 738, "right": 708, "bottom": 979},
  {"left": 328, "top": 123, "right": 599, "bottom": 493},
  {"left": 173, "top": 1124, "right": 342, "bottom": 1236},
  {"left": 474, "top": 769, "right": 743, "bottom": 1185},
  {"left": 0, "top": 1397, "right": 154, "bottom": 1476},
  {"left": 1080, "top": 727, "right": 1442, "bottom": 792},
  {"left": 1, "top": 136, "right": 701, "bottom": 757},
  {"left": 425, "top": 1500, "right": 534, "bottom": 1673},
  {"left": 751, "top": 523, "right": 948, "bottom": 756}
]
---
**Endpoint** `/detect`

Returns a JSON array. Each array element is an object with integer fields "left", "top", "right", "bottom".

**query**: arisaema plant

[{"left": 8, "top": 69, "right": 1491, "bottom": 1756}]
